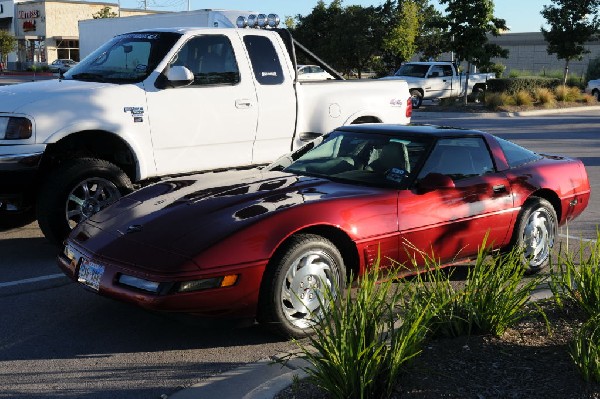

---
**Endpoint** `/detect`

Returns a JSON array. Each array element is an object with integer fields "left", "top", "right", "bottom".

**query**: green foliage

[
  {"left": 92, "top": 6, "right": 117, "bottom": 19},
  {"left": 487, "top": 77, "right": 562, "bottom": 94},
  {"left": 408, "top": 240, "right": 543, "bottom": 338},
  {"left": 550, "top": 234, "right": 600, "bottom": 319},
  {"left": 587, "top": 57, "right": 600, "bottom": 81},
  {"left": 479, "top": 63, "right": 506, "bottom": 78},
  {"left": 0, "top": 30, "right": 17, "bottom": 65},
  {"left": 295, "top": 262, "right": 431, "bottom": 399},
  {"left": 570, "top": 314, "right": 600, "bottom": 382},
  {"left": 541, "top": 0, "right": 600, "bottom": 84},
  {"left": 382, "top": 0, "right": 420, "bottom": 64}
]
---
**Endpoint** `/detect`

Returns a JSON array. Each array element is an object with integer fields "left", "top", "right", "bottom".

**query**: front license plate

[{"left": 78, "top": 259, "right": 105, "bottom": 291}]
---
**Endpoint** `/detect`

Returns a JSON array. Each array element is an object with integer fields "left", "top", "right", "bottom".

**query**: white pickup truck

[
  {"left": 382, "top": 61, "right": 494, "bottom": 108},
  {"left": 0, "top": 23, "right": 412, "bottom": 243}
]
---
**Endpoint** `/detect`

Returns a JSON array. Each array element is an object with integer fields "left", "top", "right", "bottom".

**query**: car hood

[
  {"left": 0, "top": 79, "right": 115, "bottom": 113},
  {"left": 72, "top": 169, "right": 378, "bottom": 272}
]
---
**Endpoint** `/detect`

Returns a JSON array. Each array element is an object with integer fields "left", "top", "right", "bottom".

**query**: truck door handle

[
  {"left": 492, "top": 184, "right": 506, "bottom": 193},
  {"left": 235, "top": 99, "right": 253, "bottom": 109}
]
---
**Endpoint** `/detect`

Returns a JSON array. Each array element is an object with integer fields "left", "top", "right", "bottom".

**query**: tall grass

[
  {"left": 570, "top": 314, "right": 600, "bottom": 382},
  {"left": 555, "top": 85, "right": 582, "bottom": 102},
  {"left": 514, "top": 90, "right": 534, "bottom": 106},
  {"left": 550, "top": 234, "right": 600, "bottom": 319},
  {"left": 295, "top": 262, "right": 432, "bottom": 399},
  {"left": 534, "top": 87, "right": 557, "bottom": 107},
  {"left": 409, "top": 240, "right": 544, "bottom": 337}
]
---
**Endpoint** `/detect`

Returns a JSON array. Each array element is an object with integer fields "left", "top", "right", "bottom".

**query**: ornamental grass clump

[
  {"left": 534, "top": 87, "right": 557, "bottom": 108},
  {"left": 295, "top": 261, "right": 431, "bottom": 399},
  {"left": 550, "top": 234, "right": 600, "bottom": 319},
  {"left": 514, "top": 90, "right": 534, "bottom": 106},
  {"left": 409, "top": 239, "right": 544, "bottom": 338},
  {"left": 570, "top": 314, "right": 600, "bottom": 382},
  {"left": 555, "top": 85, "right": 582, "bottom": 102}
]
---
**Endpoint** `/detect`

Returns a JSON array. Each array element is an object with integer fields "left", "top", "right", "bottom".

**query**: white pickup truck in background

[
  {"left": 382, "top": 61, "right": 494, "bottom": 108},
  {"left": 0, "top": 18, "right": 412, "bottom": 243},
  {"left": 585, "top": 78, "right": 600, "bottom": 101}
]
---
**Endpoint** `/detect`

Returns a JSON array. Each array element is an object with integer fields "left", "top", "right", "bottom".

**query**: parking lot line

[{"left": 0, "top": 273, "right": 66, "bottom": 288}]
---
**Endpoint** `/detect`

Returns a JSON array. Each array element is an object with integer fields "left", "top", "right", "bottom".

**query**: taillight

[{"left": 406, "top": 96, "right": 413, "bottom": 118}]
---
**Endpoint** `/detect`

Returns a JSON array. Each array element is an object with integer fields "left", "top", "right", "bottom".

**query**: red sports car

[{"left": 57, "top": 124, "right": 590, "bottom": 337}]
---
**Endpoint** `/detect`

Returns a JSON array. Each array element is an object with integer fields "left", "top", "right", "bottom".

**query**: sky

[{"left": 117, "top": 0, "right": 552, "bottom": 33}]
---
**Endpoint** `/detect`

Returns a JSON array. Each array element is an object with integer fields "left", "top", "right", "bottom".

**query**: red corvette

[{"left": 57, "top": 124, "right": 590, "bottom": 337}]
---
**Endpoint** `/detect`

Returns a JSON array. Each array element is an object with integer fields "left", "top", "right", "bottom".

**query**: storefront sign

[{"left": 18, "top": 10, "right": 40, "bottom": 19}]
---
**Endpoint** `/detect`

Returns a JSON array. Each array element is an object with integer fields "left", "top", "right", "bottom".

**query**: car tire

[
  {"left": 37, "top": 158, "right": 133, "bottom": 245},
  {"left": 410, "top": 89, "right": 423, "bottom": 109},
  {"left": 593, "top": 89, "right": 600, "bottom": 102},
  {"left": 510, "top": 197, "right": 557, "bottom": 274},
  {"left": 257, "top": 234, "right": 346, "bottom": 338}
]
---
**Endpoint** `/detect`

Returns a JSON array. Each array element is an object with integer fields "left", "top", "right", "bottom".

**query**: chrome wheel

[
  {"left": 65, "top": 177, "right": 121, "bottom": 228},
  {"left": 280, "top": 249, "right": 342, "bottom": 329},
  {"left": 521, "top": 207, "right": 556, "bottom": 269}
]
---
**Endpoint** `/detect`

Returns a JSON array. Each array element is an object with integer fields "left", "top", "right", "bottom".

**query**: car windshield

[
  {"left": 395, "top": 64, "right": 430, "bottom": 78},
  {"left": 64, "top": 32, "right": 181, "bottom": 83},
  {"left": 268, "top": 131, "right": 433, "bottom": 188}
]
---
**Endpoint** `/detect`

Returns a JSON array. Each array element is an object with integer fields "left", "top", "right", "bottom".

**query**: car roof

[{"left": 335, "top": 123, "right": 488, "bottom": 138}]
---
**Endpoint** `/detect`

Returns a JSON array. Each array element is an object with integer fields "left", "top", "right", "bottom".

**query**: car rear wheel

[
  {"left": 37, "top": 158, "right": 132, "bottom": 245},
  {"left": 511, "top": 197, "right": 557, "bottom": 273},
  {"left": 410, "top": 89, "right": 423, "bottom": 109},
  {"left": 593, "top": 89, "right": 600, "bottom": 102},
  {"left": 258, "top": 234, "right": 345, "bottom": 338}
]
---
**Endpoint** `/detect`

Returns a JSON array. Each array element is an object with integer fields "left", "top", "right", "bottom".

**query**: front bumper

[{"left": 57, "top": 242, "right": 268, "bottom": 318}]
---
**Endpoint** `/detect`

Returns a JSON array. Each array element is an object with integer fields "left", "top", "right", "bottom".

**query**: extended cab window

[
  {"left": 171, "top": 35, "right": 240, "bottom": 86},
  {"left": 243, "top": 35, "right": 284, "bottom": 85}
]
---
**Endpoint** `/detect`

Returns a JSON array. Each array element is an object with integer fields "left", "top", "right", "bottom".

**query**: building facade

[{"left": 0, "top": 0, "right": 156, "bottom": 70}]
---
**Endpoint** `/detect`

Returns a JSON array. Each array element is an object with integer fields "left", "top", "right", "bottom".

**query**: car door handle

[
  {"left": 235, "top": 99, "right": 253, "bottom": 109},
  {"left": 492, "top": 184, "right": 506, "bottom": 193}
]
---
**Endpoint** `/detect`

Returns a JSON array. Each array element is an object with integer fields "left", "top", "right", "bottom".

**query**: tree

[
  {"left": 92, "top": 6, "right": 117, "bottom": 19},
  {"left": 439, "top": 0, "right": 508, "bottom": 104},
  {"left": 0, "top": 30, "right": 17, "bottom": 70},
  {"left": 541, "top": 0, "right": 600, "bottom": 85},
  {"left": 382, "top": 1, "right": 420, "bottom": 65}
]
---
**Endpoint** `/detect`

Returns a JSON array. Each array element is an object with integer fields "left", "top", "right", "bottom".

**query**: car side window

[
  {"left": 418, "top": 137, "right": 495, "bottom": 181},
  {"left": 442, "top": 65, "right": 454, "bottom": 76},
  {"left": 171, "top": 35, "right": 240, "bottom": 86},
  {"left": 243, "top": 35, "right": 284, "bottom": 85}
]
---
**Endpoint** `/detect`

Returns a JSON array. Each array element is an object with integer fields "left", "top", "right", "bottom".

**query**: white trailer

[{"left": 78, "top": 9, "right": 254, "bottom": 58}]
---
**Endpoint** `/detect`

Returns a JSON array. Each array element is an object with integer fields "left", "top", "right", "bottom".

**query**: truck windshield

[
  {"left": 394, "top": 64, "right": 430, "bottom": 78},
  {"left": 64, "top": 32, "right": 182, "bottom": 84}
]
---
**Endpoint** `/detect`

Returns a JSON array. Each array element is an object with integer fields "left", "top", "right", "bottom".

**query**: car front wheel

[
  {"left": 258, "top": 234, "right": 346, "bottom": 338},
  {"left": 37, "top": 158, "right": 132, "bottom": 245},
  {"left": 511, "top": 197, "right": 557, "bottom": 273}
]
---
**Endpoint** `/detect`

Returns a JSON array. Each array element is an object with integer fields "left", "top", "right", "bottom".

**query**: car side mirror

[
  {"left": 156, "top": 65, "right": 194, "bottom": 89},
  {"left": 418, "top": 173, "right": 455, "bottom": 191}
]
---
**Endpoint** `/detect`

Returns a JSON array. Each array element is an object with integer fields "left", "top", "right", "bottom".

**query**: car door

[
  {"left": 397, "top": 136, "right": 514, "bottom": 268},
  {"left": 145, "top": 32, "right": 259, "bottom": 176},
  {"left": 424, "top": 64, "right": 454, "bottom": 98}
]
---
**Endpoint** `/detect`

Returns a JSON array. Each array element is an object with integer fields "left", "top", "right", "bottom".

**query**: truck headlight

[{"left": 0, "top": 117, "right": 32, "bottom": 139}]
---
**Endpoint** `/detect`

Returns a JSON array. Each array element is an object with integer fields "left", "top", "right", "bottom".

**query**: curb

[{"left": 412, "top": 105, "right": 600, "bottom": 119}]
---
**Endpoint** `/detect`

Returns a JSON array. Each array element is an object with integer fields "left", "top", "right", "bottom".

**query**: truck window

[
  {"left": 171, "top": 35, "right": 240, "bottom": 86},
  {"left": 243, "top": 35, "right": 284, "bottom": 85},
  {"left": 441, "top": 65, "right": 453, "bottom": 76}
]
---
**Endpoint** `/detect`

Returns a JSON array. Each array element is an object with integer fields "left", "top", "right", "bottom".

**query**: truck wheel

[
  {"left": 593, "top": 89, "right": 600, "bottom": 102},
  {"left": 37, "top": 158, "right": 133, "bottom": 245},
  {"left": 410, "top": 89, "right": 423, "bottom": 109},
  {"left": 257, "top": 234, "right": 346, "bottom": 338}
]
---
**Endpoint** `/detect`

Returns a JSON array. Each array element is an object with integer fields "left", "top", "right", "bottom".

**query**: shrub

[
  {"left": 479, "top": 63, "right": 506, "bottom": 78},
  {"left": 485, "top": 92, "right": 515, "bottom": 110},
  {"left": 487, "top": 77, "right": 562, "bottom": 94},
  {"left": 295, "top": 262, "right": 432, "bottom": 399},
  {"left": 582, "top": 93, "right": 597, "bottom": 104},
  {"left": 550, "top": 233, "right": 600, "bottom": 319},
  {"left": 570, "top": 314, "right": 600, "bottom": 382},
  {"left": 514, "top": 90, "right": 534, "bottom": 106},
  {"left": 534, "top": 87, "right": 557, "bottom": 107},
  {"left": 554, "top": 85, "right": 582, "bottom": 102}
]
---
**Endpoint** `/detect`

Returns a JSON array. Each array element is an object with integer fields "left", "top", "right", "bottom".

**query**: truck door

[
  {"left": 145, "top": 33, "right": 259, "bottom": 176},
  {"left": 426, "top": 64, "right": 454, "bottom": 98},
  {"left": 239, "top": 32, "right": 296, "bottom": 164}
]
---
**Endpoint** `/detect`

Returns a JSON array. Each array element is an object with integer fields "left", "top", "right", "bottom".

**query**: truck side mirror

[{"left": 156, "top": 65, "right": 194, "bottom": 89}]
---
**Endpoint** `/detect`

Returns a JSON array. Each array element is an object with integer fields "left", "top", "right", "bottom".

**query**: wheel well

[
  {"left": 279, "top": 225, "right": 360, "bottom": 280},
  {"left": 410, "top": 88, "right": 424, "bottom": 96},
  {"left": 529, "top": 189, "right": 562, "bottom": 222},
  {"left": 40, "top": 131, "right": 137, "bottom": 181},
  {"left": 351, "top": 116, "right": 381, "bottom": 124},
  {"left": 473, "top": 83, "right": 486, "bottom": 92}
]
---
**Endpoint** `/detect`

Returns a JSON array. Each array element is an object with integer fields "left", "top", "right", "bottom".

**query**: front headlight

[{"left": 0, "top": 117, "right": 32, "bottom": 139}]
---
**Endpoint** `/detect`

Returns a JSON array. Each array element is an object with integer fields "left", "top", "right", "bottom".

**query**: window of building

[{"left": 56, "top": 39, "right": 80, "bottom": 61}]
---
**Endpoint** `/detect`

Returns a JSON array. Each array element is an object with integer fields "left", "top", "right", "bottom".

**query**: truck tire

[
  {"left": 410, "top": 89, "right": 423, "bottom": 109},
  {"left": 593, "top": 89, "right": 600, "bottom": 102},
  {"left": 37, "top": 158, "right": 133, "bottom": 245}
]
